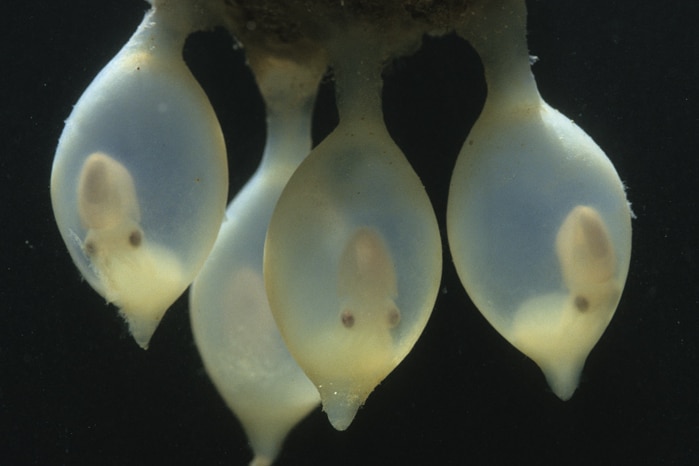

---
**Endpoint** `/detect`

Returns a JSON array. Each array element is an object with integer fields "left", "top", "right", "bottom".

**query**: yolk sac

[
  {"left": 447, "top": 0, "right": 632, "bottom": 400},
  {"left": 263, "top": 24, "right": 442, "bottom": 431},
  {"left": 190, "top": 47, "right": 326, "bottom": 466},
  {"left": 50, "top": 1, "right": 228, "bottom": 348}
]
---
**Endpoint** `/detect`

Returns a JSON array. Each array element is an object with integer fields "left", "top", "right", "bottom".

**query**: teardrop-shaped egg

[
  {"left": 51, "top": 5, "right": 228, "bottom": 348},
  {"left": 264, "top": 30, "right": 442, "bottom": 429},
  {"left": 448, "top": 0, "right": 631, "bottom": 398},
  {"left": 191, "top": 50, "right": 326, "bottom": 466}
]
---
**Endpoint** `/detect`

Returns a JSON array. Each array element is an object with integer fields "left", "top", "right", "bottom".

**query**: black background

[{"left": 2, "top": 0, "right": 698, "bottom": 464}]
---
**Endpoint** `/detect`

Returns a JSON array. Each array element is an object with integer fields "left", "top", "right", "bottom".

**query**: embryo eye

[
  {"left": 341, "top": 309, "right": 355, "bottom": 328},
  {"left": 129, "top": 229, "right": 142, "bottom": 247}
]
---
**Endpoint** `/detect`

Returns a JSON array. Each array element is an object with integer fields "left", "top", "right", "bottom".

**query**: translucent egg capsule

[
  {"left": 264, "top": 28, "right": 442, "bottom": 430},
  {"left": 50, "top": 1, "right": 228, "bottom": 348},
  {"left": 190, "top": 48, "right": 325, "bottom": 466},
  {"left": 447, "top": 0, "right": 632, "bottom": 399}
]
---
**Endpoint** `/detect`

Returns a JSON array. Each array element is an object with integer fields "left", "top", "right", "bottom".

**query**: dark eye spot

[
  {"left": 387, "top": 307, "right": 400, "bottom": 328},
  {"left": 129, "top": 230, "right": 142, "bottom": 247},
  {"left": 574, "top": 295, "right": 590, "bottom": 312},
  {"left": 341, "top": 309, "right": 355, "bottom": 328},
  {"left": 84, "top": 240, "right": 96, "bottom": 255}
]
